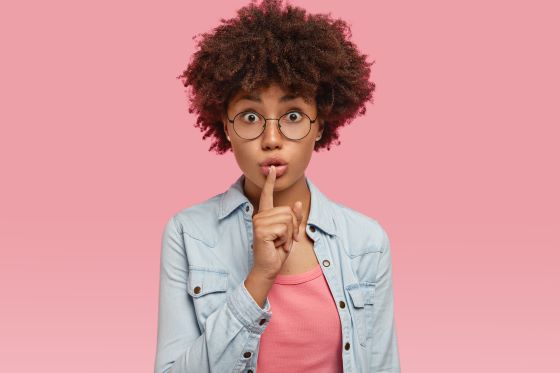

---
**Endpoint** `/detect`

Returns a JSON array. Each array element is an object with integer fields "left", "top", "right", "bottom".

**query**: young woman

[{"left": 154, "top": 1, "right": 400, "bottom": 372}]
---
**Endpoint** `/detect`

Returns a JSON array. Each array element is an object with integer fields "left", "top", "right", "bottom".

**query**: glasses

[{"left": 227, "top": 110, "right": 318, "bottom": 140}]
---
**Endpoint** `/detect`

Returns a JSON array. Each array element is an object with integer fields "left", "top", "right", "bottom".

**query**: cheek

[
  {"left": 232, "top": 147, "right": 257, "bottom": 170},
  {"left": 291, "top": 145, "right": 314, "bottom": 171},
  {"left": 304, "top": 136, "right": 318, "bottom": 153}
]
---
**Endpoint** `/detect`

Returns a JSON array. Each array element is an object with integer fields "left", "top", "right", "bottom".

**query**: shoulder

[
  {"left": 167, "top": 193, "right": 224, "bottom": 247},
  {"left": 329, "top": 199, "right": 389, "bottom": 253}
]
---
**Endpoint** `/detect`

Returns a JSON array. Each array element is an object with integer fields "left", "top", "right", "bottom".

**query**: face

[{"left": 222, "top": 83, "right": 324, "bottom": 192}]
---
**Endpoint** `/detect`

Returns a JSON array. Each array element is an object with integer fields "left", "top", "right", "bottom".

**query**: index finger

[{"left": 259, "top": 165, "right": 276, "bottom": 212}]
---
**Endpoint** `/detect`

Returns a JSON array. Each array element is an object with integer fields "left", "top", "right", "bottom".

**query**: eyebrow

[{"left": 235, "top": 93, "right": 299, "bottom": 104}]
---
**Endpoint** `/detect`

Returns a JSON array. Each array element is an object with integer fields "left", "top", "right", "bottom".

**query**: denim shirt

[{"left": 154, "top": 174, "right": 400, "bottom": 373}]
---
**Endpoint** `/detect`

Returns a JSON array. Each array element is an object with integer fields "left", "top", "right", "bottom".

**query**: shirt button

[
  {"left": 194, "top": 286, "right": 201, "bottom": 294},
  {"left": 310, "top": 226, "right": 316, "bottom": 232},
  {"left": 344, "top": 342, "right": 351, "bottom": 350},
  {"left": 243, "top": 351, "right": 252, "bottom": 358},
  {"left": 248, "top": 370, "right": 254, "bottom": 373},
  {"left": 339, "top": 300, "right": 346, "bottom": 308},
  {"left": 245, "top": 205, "right": 250, "bottom": 212},
  {"left": 322, "top": 259, "right": 330, "bottom": 267},
  {"left": 259, "top": 318, "right": 267, "bottom": 325}
]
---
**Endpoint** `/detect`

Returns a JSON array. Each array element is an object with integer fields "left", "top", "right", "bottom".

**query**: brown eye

[
  {"left": 285, "top": 111, "right": 303, "bottom": 123},
  {"left": 241, "top": 112, "right": 260, "bottom": 124}
]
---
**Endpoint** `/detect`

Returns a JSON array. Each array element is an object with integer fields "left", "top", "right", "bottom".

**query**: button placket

[
  {"left": 243, "top": 205, "right": 255, "bottom": 269},
  {"left": 310, "top": 228, "right": 351, "bottom": 355},
  {"left": 245, "top": 204, "right": 254, "bottom": 218}
]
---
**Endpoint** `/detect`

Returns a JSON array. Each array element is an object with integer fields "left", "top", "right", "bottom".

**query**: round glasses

[{"left": 227, "top": 110, "right": 318, "bottom": 140}]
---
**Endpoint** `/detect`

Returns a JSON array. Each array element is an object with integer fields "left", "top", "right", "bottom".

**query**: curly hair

[{"left": 177, "top": 0, "right": 375, "bottom": 154}]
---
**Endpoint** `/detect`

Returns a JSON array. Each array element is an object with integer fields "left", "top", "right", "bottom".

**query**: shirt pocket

[
  {"left": 345, "top": 282, "right": 377, "bottom": 348},
  {"left": 359, "top": 282, "right": 376, "bottom": 344},
  {"left": 187, "top": 266, "right": 229, "bottom": 331},
  {"left": 345, "top": 283, "right": 367, "bottom": 348}
]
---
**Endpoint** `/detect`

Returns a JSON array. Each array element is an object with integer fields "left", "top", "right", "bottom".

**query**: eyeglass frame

[{"left": 226, "top": 109, "right": 319, "bottom": 140}]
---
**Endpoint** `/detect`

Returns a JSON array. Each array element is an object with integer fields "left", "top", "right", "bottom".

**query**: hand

[{"left": 251, "top": 165, "right": 304, "bottom": 280}]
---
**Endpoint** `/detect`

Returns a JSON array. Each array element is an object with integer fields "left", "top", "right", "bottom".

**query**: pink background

[{"left": 1, "top": 0, "right": 559, "bottom": 371}]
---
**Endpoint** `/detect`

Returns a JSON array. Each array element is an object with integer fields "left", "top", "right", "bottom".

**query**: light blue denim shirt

[{"left": 154, "top": 174, "right": 400, "bottom": 373}]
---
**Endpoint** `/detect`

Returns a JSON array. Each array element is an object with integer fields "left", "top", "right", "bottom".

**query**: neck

[{"left": 243, "top": 174, "right": 311, "bottom": 223}]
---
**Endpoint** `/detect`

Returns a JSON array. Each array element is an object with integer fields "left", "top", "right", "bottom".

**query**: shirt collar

[{"left": 218, "top": 173, "right": 337, "bottom": 237}]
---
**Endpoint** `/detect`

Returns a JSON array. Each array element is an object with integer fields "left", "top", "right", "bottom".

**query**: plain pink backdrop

[{"left": 1, "top": 0, "right": 559, "bottom": 372}]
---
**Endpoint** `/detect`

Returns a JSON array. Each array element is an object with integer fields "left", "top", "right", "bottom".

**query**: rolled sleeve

[{"left": 227, "top": 280, "right": 273, "bottom": 335}]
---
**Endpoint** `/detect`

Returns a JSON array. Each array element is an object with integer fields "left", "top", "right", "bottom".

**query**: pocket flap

[
  {"left": 361, "top": 283, "right": 376, "bottom": 305},
  {"left": 187, "top": 267, "right": 228, "bottom": 298},
  {"left": 346, "top": 285, "right": 365, "bottom": 308}
]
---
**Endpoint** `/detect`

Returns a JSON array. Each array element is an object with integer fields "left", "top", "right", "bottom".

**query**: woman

[{"left": 154, "top": 1, "right": 400, "bottom": 372}]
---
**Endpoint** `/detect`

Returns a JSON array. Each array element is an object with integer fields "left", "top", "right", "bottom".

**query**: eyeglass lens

[{"left": 233, "top": 111, "right": 311, "bottom": 140}]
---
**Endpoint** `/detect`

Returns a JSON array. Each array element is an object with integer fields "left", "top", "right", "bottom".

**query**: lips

[
  {"left": 259, "top": 157, "right": 288, "bottom": 167},
  {"left": 260, "top": 164, "right": 288, "bottom": 177},
  {"left": 259, "top": 156, "right": 289, "bottom": 177}
]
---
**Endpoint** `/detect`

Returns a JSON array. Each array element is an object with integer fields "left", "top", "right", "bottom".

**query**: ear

[
  {"left": 317, "top": 118, "right": 325, "bottom": 138},
  {"left": 222, "top": 115, "right": 231, "bottom": 141}
]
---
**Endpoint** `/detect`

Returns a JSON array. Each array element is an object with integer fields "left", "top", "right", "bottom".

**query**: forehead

[{"left": 229, "top": 84, "right": 314, "bottom": 105}]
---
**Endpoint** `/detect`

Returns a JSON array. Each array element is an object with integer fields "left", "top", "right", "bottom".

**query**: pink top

[{"left": 256, "top": 263, "right": 343, "bottom": 373}]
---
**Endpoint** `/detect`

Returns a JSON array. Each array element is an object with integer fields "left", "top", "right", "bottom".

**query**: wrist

[{"left": 249, "top": 268, "right": 277, "bottom": 283}]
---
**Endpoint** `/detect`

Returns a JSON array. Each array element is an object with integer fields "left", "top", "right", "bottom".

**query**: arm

[
  {"left": 370, "top": 226, "right": 401, "bottom": 372},
  {"left": 154, "top": 216, "right": 273, "bottom": 373}
]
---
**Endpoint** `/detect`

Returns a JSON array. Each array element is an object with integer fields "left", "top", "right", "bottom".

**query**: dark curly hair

[{"left": 177, "top": 0, "right": 375, "bottom": 154}]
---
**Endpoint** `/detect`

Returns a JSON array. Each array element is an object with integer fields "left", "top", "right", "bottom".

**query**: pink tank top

[{"left": 256, "top": 263, "right": 343, "bottom": 372}]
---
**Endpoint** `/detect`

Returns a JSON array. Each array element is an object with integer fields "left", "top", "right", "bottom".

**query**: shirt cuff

[{"left": 227, "top": 280, "right": 273, "bottom": 335}]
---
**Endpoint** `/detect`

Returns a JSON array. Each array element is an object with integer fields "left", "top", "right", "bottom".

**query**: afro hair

[{"left": 177, "top": 0, "right": 375, "bottom": 154}]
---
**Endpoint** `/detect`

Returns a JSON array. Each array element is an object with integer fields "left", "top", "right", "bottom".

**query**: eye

[
  {"left": 240, "top": 111, "right": 261, "bottom": 124},
  {"left": 283, "top": 111, "right": 304, "bottom": 123}
]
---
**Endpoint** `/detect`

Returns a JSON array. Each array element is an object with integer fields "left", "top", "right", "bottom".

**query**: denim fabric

[{"left": 154, "top": 174, "right": 400, "bottom": 373}]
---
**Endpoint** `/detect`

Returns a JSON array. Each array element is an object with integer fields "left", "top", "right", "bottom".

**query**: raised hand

[{"left": 250, "top": 165, "right": 304, "bottom": 280}]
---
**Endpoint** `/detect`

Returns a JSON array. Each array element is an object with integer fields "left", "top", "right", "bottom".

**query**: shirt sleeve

[
  {"left": 154, "top": 215, "right": 272, "bottom": 373},
  {"left": 370, "top": 225, "right": 401, "bottom": 372}
]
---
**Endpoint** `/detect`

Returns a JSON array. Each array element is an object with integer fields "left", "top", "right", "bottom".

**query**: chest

[{"left": 277, "top": 230, "right": 320, "bottom": 275}]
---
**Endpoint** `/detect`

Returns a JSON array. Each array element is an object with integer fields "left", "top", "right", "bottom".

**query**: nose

[{"left": 261, "top": 118, "right": 283, "bottom": 148}]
